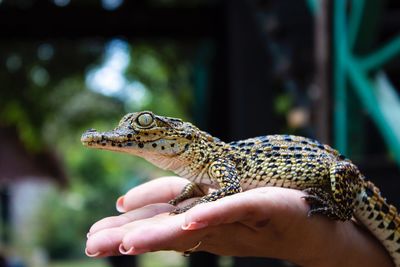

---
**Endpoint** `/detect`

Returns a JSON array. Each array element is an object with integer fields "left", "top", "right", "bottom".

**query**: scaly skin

[{"left": 81, "top": 111, "right": 400, "bottom": 266}]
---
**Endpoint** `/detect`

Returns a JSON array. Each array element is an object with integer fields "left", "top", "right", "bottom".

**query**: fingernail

[
  {"left": 119, "top": 244, "right": 149, "bottom": 255},
  {"left": 85, "top": 247, "right": 102, "bottom": 257},
  {"left": 116, "top": 196, "right": 126, "bottom": 213},
  {"left": 181, "top": 221, "right": 208, "bottom": 230},
  {"left": 86, "top": 232, "right": 91, "bottom": 238},
  {"left": 119, "top": 244, "right": 135, "bottom": 255}
]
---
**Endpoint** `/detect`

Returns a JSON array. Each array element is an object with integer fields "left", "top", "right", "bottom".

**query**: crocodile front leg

[
  {"left": 168, "top": 182, "right": 205, "bottom": 206},
  {"left": 171, "top": 159, "right": 242, "bottom": 214}
]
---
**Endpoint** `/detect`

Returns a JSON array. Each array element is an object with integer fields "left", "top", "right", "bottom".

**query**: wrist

[{"left": 304, "top": 221, "right": 394, "bottom": 267}]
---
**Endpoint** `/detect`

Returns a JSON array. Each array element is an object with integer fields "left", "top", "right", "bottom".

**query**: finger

[
  {"left": 86, "top": 203, "right": 174, "bottom": 257},
  {"left": 85, "top": 212, "right": 254, "bottom": 258},
  {"left": 183, "top": 187, "right": 308, "bottom": 230},
  {"left": 118, "top": 176, "right": 189, "bottom": 212},
  {"left": 86, "top": 227, "right": 126, "bottom": 257},
  {"left": 88, "top": 203, "right": 174, "bottom": 235},
  {"left": 119, "top": 214, "right": 260, "bottom": 256},
  {"left": 120, "top": 212, "right": 208, "bottom": 255}
]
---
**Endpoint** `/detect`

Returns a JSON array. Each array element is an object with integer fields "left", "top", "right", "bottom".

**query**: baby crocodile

[{"left": 81, "top": 111, "right": 400, "bottom": 266}]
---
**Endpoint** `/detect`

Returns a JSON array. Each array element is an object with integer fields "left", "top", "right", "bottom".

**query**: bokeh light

[
  {"left": 37, "top": 43, "right": 55, "bottom": 61},
  {"left": 101, "top": 0, "right": 124, "bottom": 10},
  {"left": 30, "top": 66, "right": 50, "bottom": 87},
  {"left": 53, "top": 0, "right": 70, "bottom": 7},
  {"left": 6, "top": 54, "right": 22, "bottom": 72},
  {"left": 86, "top": 39, "right": 151, "bottom": 109}
]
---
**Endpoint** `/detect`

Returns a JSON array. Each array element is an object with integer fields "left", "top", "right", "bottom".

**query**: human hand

[{"left": 85, "top": 176, "right": 394, "bottom": 267}]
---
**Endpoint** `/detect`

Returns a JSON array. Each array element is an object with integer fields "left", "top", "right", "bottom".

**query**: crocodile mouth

[{"left": 81, "top": 129, "right": 162, "bottom": 150}]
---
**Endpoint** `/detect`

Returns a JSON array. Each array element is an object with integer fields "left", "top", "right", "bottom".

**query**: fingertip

[
  {"left": 183, "top": 201, "right": 224, "bottom": 229},
  {"left": 85, "top": 247, "right": 102, "bottom": 258},
  {"left": 119, "top": 243, "right": 150, "bottom": 255},
  {"left": 119, "top": 244, "right": 135, "bottom": 255},
  {"left": 116, "top": 195, "right": 126, "bottom": 213},
  {"left": 181, "top": 221, "right": 208, "bottom": 231}
]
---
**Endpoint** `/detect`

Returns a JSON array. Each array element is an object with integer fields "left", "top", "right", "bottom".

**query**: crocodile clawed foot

[
  {"left": 302, "top": 195, "right": 331, "bottom": 217},
  {"left": 302, "top": 188, "right": 341, "bottom": 220}
]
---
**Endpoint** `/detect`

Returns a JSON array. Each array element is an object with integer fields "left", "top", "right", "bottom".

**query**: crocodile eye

[{"left": 137, "top": 113, "right": 154, "bottom": 128}]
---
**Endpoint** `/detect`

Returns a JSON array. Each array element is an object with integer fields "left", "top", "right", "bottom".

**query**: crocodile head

[{"left": 81, "top": 111, "right": 215, "bottom": 170}]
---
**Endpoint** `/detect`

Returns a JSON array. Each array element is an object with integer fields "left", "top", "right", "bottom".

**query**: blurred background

[{"left": 0, "top": 0, "right": 399, "bottom": 267}]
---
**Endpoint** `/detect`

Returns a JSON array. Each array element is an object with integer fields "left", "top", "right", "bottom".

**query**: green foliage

[
  {"left": 35, "top": 190, "right": 87, "bottom": 259},
  {"left": 1, "top": 100, "right": 40, "bottom": 151},
  {"left": 126, "top": 44, "right": 193, "bottom": 119},
  {"left": 274, "top": 93, "right": 293, "bottom": 115}
]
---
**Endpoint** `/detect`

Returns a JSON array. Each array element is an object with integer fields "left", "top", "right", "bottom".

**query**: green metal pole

[
  {"left": 306, "top": 0, "right": 319, "bottom": 15},
  {"left": 333, "top": 0, "right": 348, "bottom": 154},
  {"left": 347, "top": 58, "right": 400, "bottom": 166},
  {"left": 360, "top": 35, "right": 400, "bottom": 71},
  {"left": 348, "top": 0, "right": 365, "bottom": 49}
]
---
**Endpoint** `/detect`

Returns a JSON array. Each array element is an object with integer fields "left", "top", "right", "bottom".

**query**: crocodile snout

[{"left": 81, "top": 129, "right": 101, "bottom": 144}]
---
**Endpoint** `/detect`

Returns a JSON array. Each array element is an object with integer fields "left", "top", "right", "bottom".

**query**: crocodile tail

[{"left": 354, "top": 180, "right": 400, "bottom": 266}]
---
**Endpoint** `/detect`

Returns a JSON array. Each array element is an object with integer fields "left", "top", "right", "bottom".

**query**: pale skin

[{"left": 85, "top": 177, "right": 394, "bottom": 267}]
